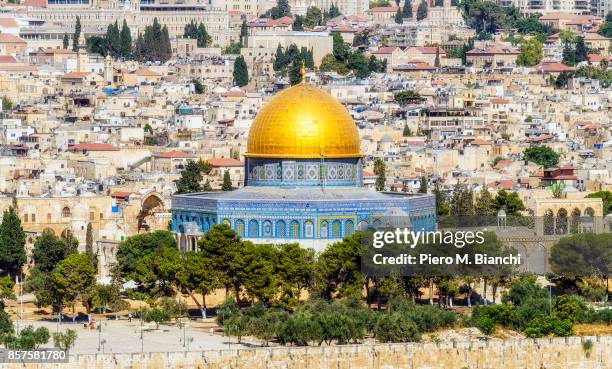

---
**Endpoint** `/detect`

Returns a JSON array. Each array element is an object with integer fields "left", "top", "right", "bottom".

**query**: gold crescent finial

[{"left": 301, "top": 60, "right": 306, "bottom": 83}]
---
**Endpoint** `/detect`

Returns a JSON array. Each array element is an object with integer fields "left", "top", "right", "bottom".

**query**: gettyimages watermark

[{"left": 360, "top": 215, "right": 610, "bottom": 277}]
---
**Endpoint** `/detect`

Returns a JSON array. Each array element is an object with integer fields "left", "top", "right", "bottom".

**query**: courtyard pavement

[{"left": 14, "top": 318, "right": 253, "bottom": 354}]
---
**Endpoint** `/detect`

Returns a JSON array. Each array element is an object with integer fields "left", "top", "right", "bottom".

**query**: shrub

[
  {"left": 216, "top": 298, "right": 240, "bottom": 326},
  {"left": 476, "top": 316, "right": 495, "bottom": 335},
  {"left": 472, "top": 304, "right": 514, "bottom": 327},
  {"left": 247, "top": 310, "right": 287, "bottom": 345},
  {"left": 591, "top": 308, "right": 612, "bottom": 324},
  {"left": 141, "top": 308, "right": 171, "bottom": 329},
  {"left": 552, "top": 295, "right": 588, "bottom": 323},
  {"left": 524, "top": 316, "right": 573, "bottom": 338},
  {"left": 277, "top": 313, "right": 322, "bottom": 346},
  {"left": 388, "top": 297, "right": 456, "bottom": 332},
  {"left": 374, "top": 312, "right": 421, "bottom": 343},
  {"left": 512, "top": 298, "right": 550, "bottom": 330},
  {"left": 52, "top": 329, "right": 77, "bottom": 350},
  {"left": 224, "top": 314, "right": 250, "bottom": 343}
]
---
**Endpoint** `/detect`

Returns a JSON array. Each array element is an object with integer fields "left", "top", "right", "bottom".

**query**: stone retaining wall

[{"left": 8, "top": 335, "right": 612, "bottom": 369}]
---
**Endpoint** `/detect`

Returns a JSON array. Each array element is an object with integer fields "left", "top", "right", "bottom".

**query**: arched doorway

[{"left": 138, "top": 193, "right": 165, "bottom": 232}]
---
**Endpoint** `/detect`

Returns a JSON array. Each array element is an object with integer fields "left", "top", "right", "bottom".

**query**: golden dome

[{"left": 245, "top": 83, "right": 362, "bottom": 159}]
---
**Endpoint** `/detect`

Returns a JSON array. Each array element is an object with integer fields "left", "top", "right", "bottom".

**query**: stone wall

[{"left": 9, "top": 336, "right": 612, "bottom": 369}]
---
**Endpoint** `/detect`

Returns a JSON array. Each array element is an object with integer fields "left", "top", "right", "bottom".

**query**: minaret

[
  {"left": 77, "top": 48, "right": 87, "bottom": 73},
  {"left": 104, "top": 54, "right": 113, "bottom": 85}
]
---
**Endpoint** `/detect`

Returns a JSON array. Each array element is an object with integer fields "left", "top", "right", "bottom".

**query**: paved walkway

[{"left": 16, "top": 319, "right": 253, "bottom": 354}]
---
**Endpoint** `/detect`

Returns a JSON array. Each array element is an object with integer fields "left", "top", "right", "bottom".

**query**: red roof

[
  {"left": 414, "top": 47, "right": 446, "bottom": 56},
  {"left": 110, "top": 191, "right": 134, "bottom": 198},
  {"left": 0, "top": 33, "right": 26, "bottom": 43},
  {"left": 534, "top": 61, "right": 575, "bottom": 73},
  {"left": 588, "top": 53, "right": 607, "bottom": 63},
  {"left": 248, "top": 16, "right": 294, "bottom": 28},
  {"left": 0, "top": 18, "right": 19, "bottom": 27},
  {"left": 528, "top": 135, "right": 555, "bottom": 143},
  {"left": 20, "top": 0, "right": 47, "bottom": 7},
  {"left": 494, "top": 159, "right": 512, "bottom": 170},
  {"left": 207, "top": 158, "right": 243, "bottom": 167},
  {"left": 470, "top": 139, "right": 491, "bottom": 146},
  {"left": 488, "top": 179, "right": 516, "bottom": 190},
  {"left": 372, "top": 46, "right": 399, "bottom": 55},
  {"left": 0, "top": 55, "right": 18, "bottom": 64},
  {"left": 68, "top": 143, "right": 119, "bottom": 152},
  {"left": 156, "top": 150, "right": 193, "bottom": 158}
]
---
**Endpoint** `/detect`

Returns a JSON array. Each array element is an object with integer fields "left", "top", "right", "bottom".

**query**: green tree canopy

[
  {"left": 523, "top": 145, "right": 560, "bottom": 168},
  {"left": 233, "top": 55, "right": 249, "bottom": 87},
  {"left": 585, "top": 191, "right": 611, "bottom": 215},
  {"left": 115, "top": 230, "right": 177, "bottom": 280},
  {"left": 175, "top": 160, "right": 203, "bottom": 194},
  {"left": 53, "top": 253, "right": 96, "bottom": 312},
  {"left": 517, "top": 38, "right": 543, "bottom": 66}
]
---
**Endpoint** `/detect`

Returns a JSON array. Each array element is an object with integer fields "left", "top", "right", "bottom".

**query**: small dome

[
  {"left": 380, "top": 207, "right": 411, "bottom": 229},
  {"left": 71, "top": 203, "right": 88, "bottom": 220}
]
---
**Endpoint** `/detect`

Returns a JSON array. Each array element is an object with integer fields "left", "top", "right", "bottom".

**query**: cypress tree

[
  {"left": 85, "top": 223, "right": 96, "bottom": 267},
  {"left": 475, "top": 187, "right": 496, "bottom": 217},
  {"left": 288, "top": 60, "right": 302, "bottom": 85},
  {"left": 222, "top": 171, "right": 233, "bottom": 191},
  {"left": 434, "top": 183, "right": 450, "bottom": 216},
  {"left": 416, "top": 0, "right": 428, "bottom": 21},
  {"left": 273, "top": 44, "right": 285, "bottom": 71},
  {"left": 374, "top": 158, "right": 386, "bottom": 191},
  {"left": 328, "top": 3, "right": 341, "bottom": 18},
  {"left": 434, "top": 47, "right": 440, "bottom": 67},
  {"left": 402, "top": 123, "right": 411, "bottom": 136},
  {"left": 120, "top": 20, "right": 132, "bottom": 58},
  {"left": 106, "top": 21, "right": 121, "bottom": 57},
  {"left": 62, "top": 33, "right": 69, "bottom": 49},
  {"left": 161, "top": 25, "right": 172, "bottom": 62},
  {"left": 403, "top": 0, "right": 413, "bottom": 18},
  {"left": 233, "top": 55, "right": 249, "bottom": 87},
  {"left": 197, "top": 23, "right": 211, "bottom": 47},
  {"left": 277, "top": 0, "right": 291, "bottom": 18},
  {"left": 0, "top": 206, "right": 26, "bottom": 277},
  {"left": 419, "top": 177, "right": 428, "bottom": 193},
  {"left": 395, "top": 9, "right": 403, "bottom": 24},
  {"left": 72, "top": 16, "right": 81, "bottom": 51},
  {"left": 240, "top": 20, "right": 248, "bottom": 47}
]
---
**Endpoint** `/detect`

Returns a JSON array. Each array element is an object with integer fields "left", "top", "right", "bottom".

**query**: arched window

[
  {"left": 263, "top": 220, "right": 272, "bottom": 237},
  {"left": 304, "top": 220, "right": 314, "bottom": 238},
  {"left": 357, "top": 220, "right": 368, "bottom": 231},
  {"left": 345, "top": 220, "right": 354, "bottom": 236},
  {"left": 276, "top": 220, "right": 286, "bottom": 238},
  {"left": 235, "top": 220, "right": 245, "bottom": 237},
  {"left": 248, "top": 219, "right": 259, "bottom": 238},
  {"left": 320, "top": 221, "right": 329, "bottom": 238},
  {"left": 290, "top": 220, "right": 300, "bottom": 239},
  {"left": 62, "top": 207, "right": 71, "bottom": 217},
  {"left": 332, "top": 220, "right": 342, "bottom": 238}
]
